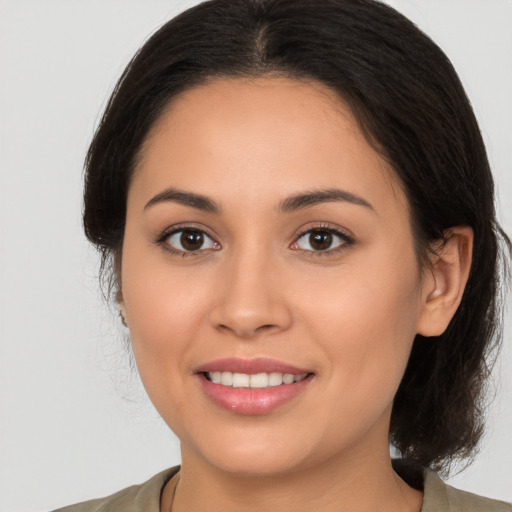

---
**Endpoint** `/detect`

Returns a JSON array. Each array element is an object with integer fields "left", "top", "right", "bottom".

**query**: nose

[{"left": 209, "top": 247, "right": 293, "bottom": 339}]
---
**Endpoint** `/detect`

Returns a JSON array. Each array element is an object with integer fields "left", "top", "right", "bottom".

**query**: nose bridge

[{"left": 211, "top": 239, "right": 291, "bottom": 338}]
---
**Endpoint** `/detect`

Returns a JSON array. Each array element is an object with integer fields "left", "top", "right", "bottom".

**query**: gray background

[{"left": 1, "top": 1, "right": 511, "bottom": 511}]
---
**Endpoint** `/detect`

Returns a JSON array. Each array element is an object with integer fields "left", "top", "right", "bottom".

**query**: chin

[
  {"left": 187, "top": 430, "right": 321, "bottom": 478},
  {"left": 206, "top": 452, "right": 309, "bottom": 478}
]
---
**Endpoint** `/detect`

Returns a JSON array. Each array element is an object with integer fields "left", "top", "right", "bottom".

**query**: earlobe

[
  {"left": 117, "top": 289, "right": 128, "bottom": 327},
  {"left": 417, "top": 226, "right": 473, "bottom": 337}
]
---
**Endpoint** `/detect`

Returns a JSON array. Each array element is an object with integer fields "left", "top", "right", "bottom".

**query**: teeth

[
  {"left": 206, "top": 371, "right": 309, "bottom": 388},
  {"left": 268, "top": 372, "right": 283, "bottom": 387},
  {"left": 232, "top": 373, "right": 250, "bottom": 387},
  {"left": 250, "top": 373, "right": 268, "bottom": 388},
  {"left": 220, "top": 371, "right": 233, "bottom": 386},
  {"left": 283, "top": 373, "right": 294, "bottom": 385}
]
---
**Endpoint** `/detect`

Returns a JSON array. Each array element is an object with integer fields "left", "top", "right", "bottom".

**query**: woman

[{"left": 53, "top": 0, "right": 510, "bottom": 510}]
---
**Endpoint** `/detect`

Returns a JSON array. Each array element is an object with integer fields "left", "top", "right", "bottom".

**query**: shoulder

[
  {"left": 423, "top": 471, "right": 512, "bottom": 512},
  {"left": 392, "top": 459, "right": 511, "bottom": 512},
  {"left": 51, "top": 467, "right": 180, "bottom": 512}
]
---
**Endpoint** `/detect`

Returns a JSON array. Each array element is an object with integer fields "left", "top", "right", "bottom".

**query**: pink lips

[
  {"left": 195, "top": 357, "right": 314, "bottom": 415},
  {"left": 195, "top": 357, "right": 311, "bottom": 375}
]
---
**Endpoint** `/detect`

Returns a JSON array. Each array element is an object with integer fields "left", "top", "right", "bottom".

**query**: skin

[{"left": 119, "top": 77, "right": 473, "bottom": 512}]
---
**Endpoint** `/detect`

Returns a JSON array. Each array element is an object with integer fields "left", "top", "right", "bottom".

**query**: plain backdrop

[{"left": 1, "top": 1, "right": 511, "bottom": 511}]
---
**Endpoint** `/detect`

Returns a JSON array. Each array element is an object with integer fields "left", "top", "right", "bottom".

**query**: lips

[
  {"left": 195, "top": 357, "right": 312, "bottom": 375},
  {"left": 194, "top": 358, "right": 314, "bottom": 415}
]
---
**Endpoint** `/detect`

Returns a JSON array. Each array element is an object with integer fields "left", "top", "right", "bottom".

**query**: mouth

[
  {"left": 203, "top": 371, "right": 310, "bottom": 388},
  {"left": 195, "top": 358, "right": 315, "bottom": 415}
]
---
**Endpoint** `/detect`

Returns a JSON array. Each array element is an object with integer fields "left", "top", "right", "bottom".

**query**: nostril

[
  {"left": 215, "top": 322, "right": 279, "bottom": 338},
  {"left": 258, "top": 324, "right": 278, "bottom": 330}
]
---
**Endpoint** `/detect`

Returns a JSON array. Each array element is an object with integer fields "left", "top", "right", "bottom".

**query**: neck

[{"left": 165, "top": 447, "right": 423, "bottom": 512}]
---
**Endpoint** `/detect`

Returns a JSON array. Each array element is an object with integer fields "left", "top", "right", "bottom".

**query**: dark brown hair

[{"left": 83, "top": 0, "right": 510, "bottom": 473}]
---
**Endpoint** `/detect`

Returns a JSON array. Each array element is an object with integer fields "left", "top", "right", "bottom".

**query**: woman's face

[{"left": 121, "top": 77, "right": 431, "bottom": 476}]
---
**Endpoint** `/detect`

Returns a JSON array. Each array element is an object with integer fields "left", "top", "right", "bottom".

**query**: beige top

[{"left": 53, "top": 465, "right": 511, "bottom": 512}]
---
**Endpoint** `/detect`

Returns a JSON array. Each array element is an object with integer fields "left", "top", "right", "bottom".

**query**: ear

[
  {"left": 417, "top": 226, "right": 473, "bottom": 337},
  {"left": 116, "top": 289, "right": 128, "bottom": 326}
]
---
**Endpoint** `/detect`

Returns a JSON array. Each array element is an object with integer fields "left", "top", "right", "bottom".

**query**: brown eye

[
  {"left": 309, "top": 231, "right": 333, "bottom": 250},
  {"left": 166, "top": 229, "right": 218, "bottom": 252},
  {"left": 294, "top": 229, "right": 349, "bottom": 252},
  {"left": 181, "top": 230, "right": 204, "bottom": 250}
]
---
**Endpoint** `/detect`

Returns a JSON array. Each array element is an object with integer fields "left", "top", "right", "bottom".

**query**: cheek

[
  {"left": 298, "top": 246, "right": 422, "bottom": 398},
  {"left": 121, "top": 226, "right": 213, "bottom": 332},
  {"left": 119, "top": 240, "right": 214, "bottom": 403},
  {"left": 123, "top": 278, "right": 211, "bottom": 435}
]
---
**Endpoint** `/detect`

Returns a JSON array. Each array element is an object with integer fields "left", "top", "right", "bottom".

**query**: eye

[
  {"left": 164, "top": 228, "right": 219, "bottom": 253},
  {"left": 291, "top": 228, "right": 352, "bottom": 253}
]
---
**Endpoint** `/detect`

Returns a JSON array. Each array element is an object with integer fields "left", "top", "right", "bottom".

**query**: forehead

[
  {"left": 156, "top": 76, "right": 351, "bottom": 136},
  {"left": 132, "top": 76, "right": 407, "bottom": 215}
]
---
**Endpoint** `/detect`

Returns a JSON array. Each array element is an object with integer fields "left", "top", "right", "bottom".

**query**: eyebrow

[
  {"left": 277, "top": 188, "right": 375, "bottom": 214},
  {"left": 144, "top": 186, "right": 375, "bottom": 215},
  {"left": 144, "top": 187, "right": 221, "bottom": 214}
]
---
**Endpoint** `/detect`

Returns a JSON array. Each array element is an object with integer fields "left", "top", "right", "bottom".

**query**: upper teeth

[{"left": 207, "top": 371, "right": 308, "bottom": 388}]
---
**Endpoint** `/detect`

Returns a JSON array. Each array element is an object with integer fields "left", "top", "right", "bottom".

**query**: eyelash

[
  {"left": 155, "top": 223, "right": 354, "bottom": 258},
  {"left": 293, "top": 224, "right": 354, "bottom": 257},
  {"left": 155, "top": 224, "right": 219, "bottom": 257}
]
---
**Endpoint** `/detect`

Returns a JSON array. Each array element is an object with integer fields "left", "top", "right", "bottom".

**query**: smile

[
  {"left": 195, "top": 358, "right": 315, "bottom": 415},
  {"left": 205, "top": 371, "right": 309, "bottom": 388}
]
